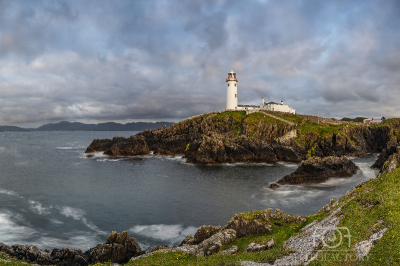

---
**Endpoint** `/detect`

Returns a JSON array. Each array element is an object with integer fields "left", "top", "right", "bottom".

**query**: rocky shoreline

[
  {"left": 1, "top": 146, "right": 399, "bottom": 265},
  {"left": 84, "top": 111, "right": 400, "bottom": 166}
]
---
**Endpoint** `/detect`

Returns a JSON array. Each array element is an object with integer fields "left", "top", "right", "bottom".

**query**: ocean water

[{"left": 0, "top": 131, "right": 379, "bottom": 251}]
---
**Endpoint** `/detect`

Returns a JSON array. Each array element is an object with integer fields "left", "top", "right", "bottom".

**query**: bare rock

[
  {"left": 223, "top": 215, "right": 272, "bottom": 238},
  {"left": 180, "top": 225, "right": 221, "bottom": 246},
  {"left": 218, "top": 245, "right": 238, "bottom": 255},
  {"left": 86, "top": 231, "right": 143, "bottom": 264},
  {"left": 196, "top": 229, "right": 237, "bottom": 257},
  {"left": 51, "top": 247, "right": 88, "bottom": 266},
  {"left": 243, "top": 243, "right": 266, "bottom": 253},
  {"left": 104, "top": 135, "right": 149, "bottom": 156},
  {"left": 269, "top": 183, "right": 280, "bottom": 189},
  {"left": 355, "top": 228, "right": 387, "bottom": 257},
  {"left": 277, "top": 156, "right": 359, "bottom": 185}
]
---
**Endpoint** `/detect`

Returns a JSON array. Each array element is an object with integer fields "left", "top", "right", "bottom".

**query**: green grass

[
  {"left": 128, "top": 166, "right": 400, "bottom": 266},
  {"left": 307, "top": 167, "right": 400, "bottom": 265},
  {"left": 297, "top": 120, "right": 345, "bottom": 138},
  {"left": 272, "top": 113, "right": 304, "bottom": 125},
  {"left": 127, "top": 208, "right": 330, "bottom": 266}
]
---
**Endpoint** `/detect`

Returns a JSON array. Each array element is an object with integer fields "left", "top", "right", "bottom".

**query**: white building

[
  {"left": 225, "top": 70, "right": 295, "bottom": 114},
  {"left": 226, "top": 70, "right": 238, "bottom": 110}
]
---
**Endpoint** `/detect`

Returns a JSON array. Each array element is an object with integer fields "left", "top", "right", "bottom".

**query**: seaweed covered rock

[{"left": 277, "top": 156, "right": 359, "bottom": 185}]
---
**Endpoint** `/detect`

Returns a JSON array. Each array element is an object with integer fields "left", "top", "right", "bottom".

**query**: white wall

[{"left": 226, "top": 80, "right": 238, "bottom": 110}]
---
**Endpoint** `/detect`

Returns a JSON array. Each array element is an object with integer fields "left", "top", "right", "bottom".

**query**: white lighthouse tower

[{"left": 226, "top": 70, "right": 238, "bottom": 110}]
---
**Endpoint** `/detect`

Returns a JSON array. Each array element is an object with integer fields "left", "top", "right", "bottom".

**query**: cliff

[{"left": 85, "top": 110, "right": 400, "bottom": 165}]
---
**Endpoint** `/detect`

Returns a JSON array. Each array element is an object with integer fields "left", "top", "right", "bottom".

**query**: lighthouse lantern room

[{"left": 226, "top": 70, "right": 238, "bottom": 110}]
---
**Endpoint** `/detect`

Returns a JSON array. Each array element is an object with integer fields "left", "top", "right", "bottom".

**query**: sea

[{"left": 0, "top": 131, "right": 379, "bottom": 251}]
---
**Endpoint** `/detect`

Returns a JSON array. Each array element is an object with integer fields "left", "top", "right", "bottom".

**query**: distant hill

[
  {"left": 341, "top": 117, "right": 367, "bottom": 123},
  {"left": 0, "top": 126, "right": 29, "bottom": 132},
  {"left": 34, "top": 121, "right": 175, "bottom": 131}
]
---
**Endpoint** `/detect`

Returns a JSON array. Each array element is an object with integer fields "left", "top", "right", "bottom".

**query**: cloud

[{"left": 0, "top": 0, "right": 399, "bottom": 127}]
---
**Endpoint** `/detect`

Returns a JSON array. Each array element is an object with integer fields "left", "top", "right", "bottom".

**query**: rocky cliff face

[
  {"left": 275, "top": 156, "right": 359, "bottom": 185},
  {"left": 85, "top": 111, "right": 400, "bottom": 165}
]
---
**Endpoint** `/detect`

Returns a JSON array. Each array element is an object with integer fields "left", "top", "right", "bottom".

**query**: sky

[{"left": 0, "top": 0, "right": 399, "bottom": 127}]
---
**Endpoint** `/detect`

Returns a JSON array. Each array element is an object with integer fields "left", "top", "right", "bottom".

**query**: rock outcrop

[
  {"left": 85, "top": 135, "right": 149, "bottom": 156},
  {"left": 243, "top": 238, "right": 274, "bottom": 253},
  {"left": 180, "top": 225, "right": 221, "bottom": 246},
  {"left": 0, "top": 231, "right": 143, "bottom": 266},
  {"left": 276, "top": 156, "right": 359, "bottom": 185},
  {"left": 195, "top": 229, "right": 237, "bottom": 257},
  {"left": 377, "top": 146, "right": 400, "bottom": 177},
  {"left": 86, "top": 231, "right": 143, "bottom": 264},
  {"left": 85, "top": 111, "right": 400, "bottom": 165}
]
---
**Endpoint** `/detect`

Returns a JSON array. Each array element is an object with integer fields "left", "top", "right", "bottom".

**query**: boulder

[
  {"left": 223, "top": 215, "right": 272, "bottom": 238},
  {"left": 86, "top": 231, "right": 143, "bottom": 264},
  {"left": 0, "top": 231, "right": 143, "bottom": 266},
  {"left": 196, "top": 229, "right": 236, "bottom": 257},
  {"left": 277, "top": 156, "right": 359, "bottom": 185},
  {"left": 180, "top": 225, "right": 221, "bottom": 246},
  {"left": 51, "top": 247, "right": 88, "bottom": 266},
  {"left": 269, "top": 183, "right": 280, "bottom": 189},
  {"left": 243, "top": 239, "right": 274, "bottom": 253},
  {"left": 218, "top": 245, "right": 238, "bottom": 255}
]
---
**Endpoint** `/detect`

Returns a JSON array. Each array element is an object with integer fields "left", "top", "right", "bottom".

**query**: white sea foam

[
  {"left": 277, "top": 162, "right": 300, "bottom": 168},
  {"left": 31, "top": 233, "right": 102, "bottom": 252},
  {"left": 0, "top": 188, "right": 21, "bottom": 197},
  {"left": 56, "top": 147, "right": 74, "bottom": 150},
  {"left": 129, "top": 224, "right": 197, "bottom": 243},
  {"left": 0, "top": 212, "right": 37, "bottom": 244},
  {"left": 58, "top": 206, "right": 105, "bottom": 234},
  {"left": 49, "top": 218, "right": 64, "bottom": 225},
  {"left": 28, "top": 200, "right": 53, "bottom": 215},
  {"left": 96, "top": 158, "right": 122, "bottom": 162}
]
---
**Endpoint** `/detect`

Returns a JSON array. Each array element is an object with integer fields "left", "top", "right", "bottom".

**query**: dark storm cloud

[{"left": 0, "top": 0, "right": 399, "bottom": 127}]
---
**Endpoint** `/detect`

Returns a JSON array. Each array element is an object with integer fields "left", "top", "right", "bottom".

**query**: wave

[
  {"left": 96, "top": 158, "right": 123, "bottom": 162},
  {"left": 29, "top": 200, "right": 53, "bottom": 215},
  {"left": 0, "top": 188, "right": 22, "bottom": 198},
  {"left": 30, "top": 233, "right": 103, "bottom": 252},
  {"left": 57, "top": 206, "right": 106, "bottom": 235},
  {"left": 0, "top": 211, "right": 37, "bottom": 245},
  {"left": 129, "top": 224, "right": 197, "bottom": 244}
]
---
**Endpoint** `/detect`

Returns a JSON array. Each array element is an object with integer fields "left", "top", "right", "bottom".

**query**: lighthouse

[{"left": 226, "top": 70, "right": 238, "bottom": 110}]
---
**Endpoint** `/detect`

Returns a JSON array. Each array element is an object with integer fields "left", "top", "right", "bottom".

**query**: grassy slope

[{"left": 124, "top": 167, "right": 400, "bottom": 266}]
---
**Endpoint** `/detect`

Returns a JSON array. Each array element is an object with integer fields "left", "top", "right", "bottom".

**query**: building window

[
  {"left": 235, "top": 94, "right": 237, "bottom": 98},
  {"left": 228, "top": 83, "right": 230, "bottom": 86},
  {"left": 234, "top": 83, "right": 236, "bottom": 87}
]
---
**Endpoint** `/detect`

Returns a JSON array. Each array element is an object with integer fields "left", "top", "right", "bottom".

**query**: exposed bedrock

[
  {"left": 85, "top": 112, "right": 400, "bottom": 165},
  {"left": 85, "top": 135, "right": 149, "bottom": 156},
  {"left": 0, "top": 231, "right": 144, "bottom": 266},
  {"left": 371, "top": 145, "right": 398, "bottom": 170},
  {"left": 276, "top": 156, "right": 359, "bottom": 185}
]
